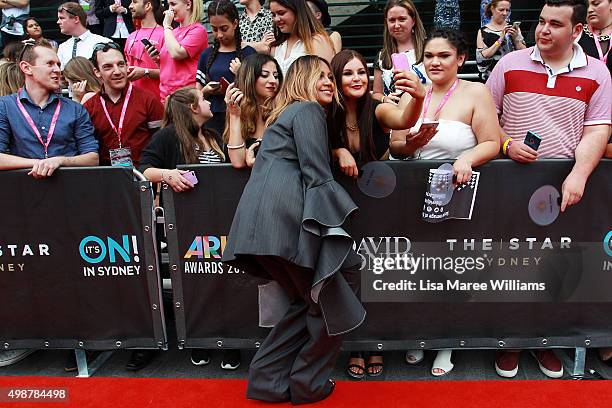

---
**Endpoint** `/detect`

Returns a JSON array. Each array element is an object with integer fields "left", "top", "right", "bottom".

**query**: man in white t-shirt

[{"left": 56, "top": 1, "right": 111, "bottom": 70}]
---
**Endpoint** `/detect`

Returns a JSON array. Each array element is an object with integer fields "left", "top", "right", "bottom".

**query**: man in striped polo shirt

[{"left": 486, "top": 0, "right": 611, "bottom": 379}]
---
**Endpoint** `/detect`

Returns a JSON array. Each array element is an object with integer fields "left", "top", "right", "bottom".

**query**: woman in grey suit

[{"left": 222, "top": 55, "right": 361, "bottom": 404}]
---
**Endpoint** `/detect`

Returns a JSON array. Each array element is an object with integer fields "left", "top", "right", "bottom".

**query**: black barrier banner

[
  {"left": 0, "top": 168, "right": 166, "bottom": 350},
  {"left": 165, "top": 160, "right": 612, "bottom": 349}
]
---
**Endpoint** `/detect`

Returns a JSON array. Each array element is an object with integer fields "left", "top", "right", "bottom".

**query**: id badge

[{"left": 110, "top": 147, "right": 133, "bottom": 167}]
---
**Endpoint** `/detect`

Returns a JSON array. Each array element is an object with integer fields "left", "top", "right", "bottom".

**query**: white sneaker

[{"left": 0, "top": 349, "right": 35, "bottom": 367}]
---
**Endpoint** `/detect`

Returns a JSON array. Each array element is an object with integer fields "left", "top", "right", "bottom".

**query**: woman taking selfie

[
  {"left": 391, "top": 29, "right": 500, "bottom": 376},
  {"left": 222, "top": 55, "right": 365, "bottom": 404}
]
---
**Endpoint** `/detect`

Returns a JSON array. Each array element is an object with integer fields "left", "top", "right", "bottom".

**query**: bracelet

[
  {"left": 502, "top": 138, "right": 513, "bottom": 155},
  {"left": 227, "top": 143, "right": 245, "bottom": 150},
  {"left": 380, "top": 95, "right": 385, "bottom": 103},
  {"left": 161, "top": 170, "right": 167, "bottom": 183},
  {"left": 163, "top": 26, "right": 173, "bottom": 30},
  {"left": 495, "top": 39, "right": 502, "bottom": 47}
]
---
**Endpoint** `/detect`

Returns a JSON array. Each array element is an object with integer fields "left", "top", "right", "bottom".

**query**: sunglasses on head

[
  {"left": 18, "top": 39, "right": 36, "bottom": 63},
  {"left": 90, "top": 42, "right": 122, "bottom": 64},
  {"left": 60, "top": 7, "right": 78, "bottom": 16}
]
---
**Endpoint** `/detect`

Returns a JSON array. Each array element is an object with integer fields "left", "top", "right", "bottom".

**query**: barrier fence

[
  {"left": 1, "top": 160, "right": 611, "bottom": 359},
  {"left": 164, "top": 159, "right": 612, "bottom": 352},
  {"left": 0, "top": 167, "right": 166, "bottom": 352}
]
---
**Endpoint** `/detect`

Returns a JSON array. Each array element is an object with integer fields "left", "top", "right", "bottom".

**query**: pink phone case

[
  {"left": 183, "top": 171, "right": 198, "bottom": 185},
  {"left": 391, "top": 53, "right": 411, "bottom": 71}
]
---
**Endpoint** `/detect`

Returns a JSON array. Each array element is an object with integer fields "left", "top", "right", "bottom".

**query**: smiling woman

[
  {"left": 268, "top": 0, "right": 335, "bottom": 74},
  {"left": 222, "top": 55, "right": 365, "bottom": 405}
]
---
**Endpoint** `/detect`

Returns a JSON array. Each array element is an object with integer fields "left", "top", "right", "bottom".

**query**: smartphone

[
  {"left": 219, "top": 77, "right": 230, "bottom": 93},
  {"left": 183, "top": 171, "right": 198, "bottom": 185},
  {"left": 391, "top": 52, "right": 412, "bottom": 71},
  {"left": 524, "top": 130, "right": 542, "bottom": 151},
  {"left": 141, "top": 38, "right": 153, "bottom": 47},
  {"left": 420, "top": 120, "right": 439, "bottom": 132},
  {"left": 208, "top": 81, "right": 221, "bottom": 89},
  {"left": 512, "top": 21, "right": 521, "bottom": 29},
  {"left": 391, "top": 53, "right": 411, "bottom": 71}
]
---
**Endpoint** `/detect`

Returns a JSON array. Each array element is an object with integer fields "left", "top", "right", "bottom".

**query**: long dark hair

[
  {"left": 163, "top": 87, "right": 225, "bottom": 163},
  {"left": 205, "top": 0, "right": 243, "bottom": 81},
  {"left": 329, "top": 49, "right": 377, "bottom": 164},
  {"left": 223, "top": 53, "right": 283, "bottom": 143}
]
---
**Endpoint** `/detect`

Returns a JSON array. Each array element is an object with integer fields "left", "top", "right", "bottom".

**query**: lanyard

[
  {"left": 421, "top": 79, "right": 459, "bottom": 120},
  {"left": 590, "top": 26, "right": 610, "bottom": 64},
  {"left": 100, "top": 83, "right": 133, "bottom": 148},
  {"left": 15, "top": 90, "right": 61, "bottom": 159}
]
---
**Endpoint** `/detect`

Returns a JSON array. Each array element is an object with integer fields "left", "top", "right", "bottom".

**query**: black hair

[
  {"left": 543, "top": 0, "right": 587, "bottom": 26},
  {"left": 425, "top": 27, "right": 468, "bottom": 58},
  {"left": 90, "top": 42, "right": 125, "bottom": 69},
  {"left": 205, "top": 0, "right": 242, "bottom": 81}
]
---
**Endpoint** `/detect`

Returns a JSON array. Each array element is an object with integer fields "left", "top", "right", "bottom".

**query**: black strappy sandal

[
  {"left": 366, "top": 353, "right": 384, "bottom": 377},
  {"left": 346, "top": 351, "right": 365, "bottom": 379}
]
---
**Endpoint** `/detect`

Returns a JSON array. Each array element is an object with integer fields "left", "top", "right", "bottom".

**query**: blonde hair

[
  {"left": 183, "top": 0, "right": 204, "bottom": 25},
  {"left": 0, "top": 61, "right": 24, "bottom": 96},
  {"left": 63, "top": 57, "right": 101, "bottom": 94},
  {"left": 266, "top": 55, "right": 337, "bottom": 126},
  {"left": 164, "top": 87, "right": 225, "bottom": 163},
  {"left": 380, "top": 0, "right": 426, "bottom": 68},
  {"left": 270, "top": 0, "right": 333, "bottom": 55}
]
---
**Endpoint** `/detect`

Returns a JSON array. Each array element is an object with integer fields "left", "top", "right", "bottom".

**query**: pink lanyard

[
  {"left": 16, "top": 90, "right": 61, "bottom": 159},
  {"left": 421, "top": 79, "right": 459, "bottom": 120},
  {"left": 100, "top": 83, "right": 133, "bottom": 148},
  {"left": 590, "top": 26, "right": 610, "bottom": 64}
]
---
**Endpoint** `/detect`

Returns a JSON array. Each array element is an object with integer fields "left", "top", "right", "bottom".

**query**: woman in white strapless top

[
  {"left": 391, "top": 28, "right": 501, "bottom": 184},
  {"left": 390, "top": 28, "right": 501, "bottom": 377}
]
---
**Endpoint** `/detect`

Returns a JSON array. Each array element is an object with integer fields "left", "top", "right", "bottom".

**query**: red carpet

[{"left": 0, "top": 376, "right": 611, "bottom": 407}]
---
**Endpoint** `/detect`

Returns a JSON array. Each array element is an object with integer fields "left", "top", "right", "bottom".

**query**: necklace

[
  {"left": 345, "top": 121, "right": 359, "bottom": 132},
  {"left": 597, "top": 20, "right": 612, "bottom": 35}
]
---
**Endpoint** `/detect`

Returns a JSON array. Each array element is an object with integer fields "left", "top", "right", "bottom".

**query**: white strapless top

[{"left": 416, "top": 119, "right": 477, "bottom": 159}]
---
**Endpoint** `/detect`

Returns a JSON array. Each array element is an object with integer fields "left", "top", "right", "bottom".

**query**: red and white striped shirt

[{"left": 486, "top": 45, "right": 611, "bottom": 158}]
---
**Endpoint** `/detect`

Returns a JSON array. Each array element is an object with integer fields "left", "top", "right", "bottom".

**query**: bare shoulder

[{"left": 463, "top": 80, "right": 490, "bottom": 98}]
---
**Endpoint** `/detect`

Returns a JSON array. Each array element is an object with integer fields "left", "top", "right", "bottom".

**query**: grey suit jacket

[{"left": 222, "top": 101, "right": 365, "bottom": 336}]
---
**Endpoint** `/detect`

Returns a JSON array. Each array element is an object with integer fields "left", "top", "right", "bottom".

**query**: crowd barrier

[
  {"left": 163, "top": 159, "right": 612, "bottom": 354},
  {"left": 1, "top": 161, "right": 611, "bottom": 370},
  {"left": 0, "top": 167, "right": 167, "bottom": 352}
]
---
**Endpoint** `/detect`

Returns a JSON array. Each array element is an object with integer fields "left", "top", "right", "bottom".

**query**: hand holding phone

[
  {"left": 219, "top": 77, "right": 230, "bottom": 94},
  {"left": 141, "top": 38, "right": 153, "bottom": 47},
  {"left": 183, "top": 171, "right": 198, "bottom": 185},
  {"left": 524, "top": 130, "right": 542, "bottom": 151},
  {"left": 420, "top": 120, "right": 439, "bottom": 132}
]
